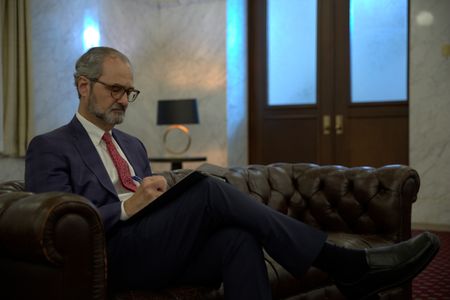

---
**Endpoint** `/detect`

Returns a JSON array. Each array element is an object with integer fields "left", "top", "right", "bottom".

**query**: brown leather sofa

[{"left": 0, "top": 163, "right": 420, "bottom": 300}]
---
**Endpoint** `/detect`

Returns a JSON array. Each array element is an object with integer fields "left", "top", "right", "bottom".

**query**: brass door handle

[
  {"left": 335, "top": 115, "right": 344, "bottom": 135},
  {"left": 323, "top": 115, "right": 331, "bottom": 135}
]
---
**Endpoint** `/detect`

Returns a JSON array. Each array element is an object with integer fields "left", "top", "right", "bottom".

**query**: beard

[{"left": 87, "top": 92, "right": 126, "bottom": 125}]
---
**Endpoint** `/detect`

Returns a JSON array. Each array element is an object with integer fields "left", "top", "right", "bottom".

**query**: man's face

[
  {"left": 87, "top": 86, "right": 126, "bottom": 125},
  {"left": 82, "top": 56, "right": 134, "bottom": 129}
]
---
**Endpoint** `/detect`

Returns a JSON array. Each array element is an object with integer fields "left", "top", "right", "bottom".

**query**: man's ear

[{"left": 77, "top": 76, "right": 91, "bottom": 98}]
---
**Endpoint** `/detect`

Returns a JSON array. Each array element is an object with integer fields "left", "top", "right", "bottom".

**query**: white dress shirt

[{"left": 76, "top": 112, "right": 135, "bottom": 220}]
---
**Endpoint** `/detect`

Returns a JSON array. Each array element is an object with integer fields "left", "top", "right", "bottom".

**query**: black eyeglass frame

[{"left": 89, "top": 78, "right": 140, "bottom": 103}]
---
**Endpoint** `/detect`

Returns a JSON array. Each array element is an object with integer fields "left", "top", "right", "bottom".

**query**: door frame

[
  {"left": 248, "top": 0, "right": 336, "bottom": 164},
  {"left": 248, "top": 0, "right": 409, "bottom": 166}
]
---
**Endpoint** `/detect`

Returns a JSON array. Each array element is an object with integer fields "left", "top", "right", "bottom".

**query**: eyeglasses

[{"left": 89, "top": 78, "right": 140, "bottom": 103}]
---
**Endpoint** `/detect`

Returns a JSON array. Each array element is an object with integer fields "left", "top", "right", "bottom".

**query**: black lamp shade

[{"left": 157, "top": 99, "right": 199, "bottom": 125}]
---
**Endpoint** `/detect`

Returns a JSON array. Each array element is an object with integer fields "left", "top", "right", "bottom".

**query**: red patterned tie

[{"left": 102, "top": 132, "right": 136, "bottom": 192}]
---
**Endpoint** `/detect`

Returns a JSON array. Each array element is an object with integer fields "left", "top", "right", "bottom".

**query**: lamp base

[{"left": 163, "top": 125, "right": 192, "bottom": 155}]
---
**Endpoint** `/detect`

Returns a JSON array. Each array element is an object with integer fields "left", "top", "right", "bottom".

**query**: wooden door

[
  {"left": 334, "top": 0, "right": 409, "bottom": 167},
  {"left": 248, "top": 0, "right": 409, "bottom": 167}
]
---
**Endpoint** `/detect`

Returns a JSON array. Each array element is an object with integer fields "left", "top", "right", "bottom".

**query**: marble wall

[
  {"left": 410, "top": 0, "right": 450, "bottom": 227},
  {"left": 1, "top": 0, "right": 247, "bottom": 177},
  {"left": 30, "top": 0, "right": 229, "bottom": 173}
]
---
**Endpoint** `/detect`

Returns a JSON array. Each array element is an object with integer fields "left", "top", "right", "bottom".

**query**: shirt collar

[{"left": 76, "top": 112, "right": 110, "bottom": 146}]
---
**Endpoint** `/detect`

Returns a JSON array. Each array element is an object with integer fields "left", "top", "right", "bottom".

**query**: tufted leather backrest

[
  {"left": 221, "top": 163, "right": 419, "bottom": 240},
  {"left": 1, "top": 162, "right": 419, "bottom": 241}
]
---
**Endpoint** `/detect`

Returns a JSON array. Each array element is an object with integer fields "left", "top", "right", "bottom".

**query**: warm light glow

[
  {"left": 163, "top": 59, "right": 225, "bottom": 91},
  {"left": 416, "top": 11, "right": 434, "bottom": 27}
]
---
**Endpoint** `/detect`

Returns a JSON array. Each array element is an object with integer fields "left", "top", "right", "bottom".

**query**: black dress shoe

[{"left": 335, "top": 231, "right": 440, "bottom": 300}]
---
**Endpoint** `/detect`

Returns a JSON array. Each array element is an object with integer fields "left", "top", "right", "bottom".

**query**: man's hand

[{"left": 124, "top": 175, "right": 168, "bottom": 217}]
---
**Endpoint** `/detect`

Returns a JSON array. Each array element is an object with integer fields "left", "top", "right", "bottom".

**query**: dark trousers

[{"left": 107, "top": 177, "right": 327, "bottom": 299}]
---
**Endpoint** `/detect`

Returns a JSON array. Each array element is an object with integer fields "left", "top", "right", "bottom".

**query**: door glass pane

[
  {"left": 267, "top": 0, "right": 317, "bottom": 106},
  {"left": 350, "top": 0, "right": 408, "bottom": 103}
]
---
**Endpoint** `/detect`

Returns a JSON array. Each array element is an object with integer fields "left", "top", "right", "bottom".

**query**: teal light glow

[
  {"left": 226, "top": 0, "right": 247, "bottom": 165},
  {"left": 350, "top": 0, "right": 408, "bottom": 102},
  {"left": 83, "top": 15, "right": 100, "bottom": 50},
  {"left": 267, "top": 0, "right": 317, "bottom": 105}
]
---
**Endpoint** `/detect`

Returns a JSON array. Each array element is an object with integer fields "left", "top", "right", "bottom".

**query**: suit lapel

[{"left": 68, "top": 117, "right": 117, "bottom": 196}]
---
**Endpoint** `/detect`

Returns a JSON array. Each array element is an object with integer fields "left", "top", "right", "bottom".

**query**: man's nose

[{"left": 117, "top": 93, "right": 129, "bottom": 106}]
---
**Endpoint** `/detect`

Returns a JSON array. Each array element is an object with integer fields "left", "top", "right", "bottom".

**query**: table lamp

[{"left": 157, "top": 99, "right": 199, "bottom": 154}]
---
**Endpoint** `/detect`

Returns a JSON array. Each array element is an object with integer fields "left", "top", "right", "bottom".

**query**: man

[{"left": 25, "top": 47, "right": 439, "bottom": 299}]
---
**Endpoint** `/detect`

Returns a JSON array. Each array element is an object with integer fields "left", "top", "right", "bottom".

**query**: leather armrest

[
  {"left": 0, "top": 191, "right": 107, "bottom": 299},
  {"left": 0, "top": 191, "right": 105, "bottom": 265},
  {"left": 158, "top": 169, "right": 193, "bottom": 187},
  {"left": 158, "top": 164, "right": 228, "bottom": 187}
]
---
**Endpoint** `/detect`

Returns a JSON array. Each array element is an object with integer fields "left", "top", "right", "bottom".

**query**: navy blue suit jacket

[{"left": 25, "top": 116, "right": 152, "bottom": 232}]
